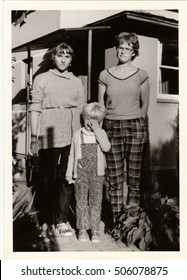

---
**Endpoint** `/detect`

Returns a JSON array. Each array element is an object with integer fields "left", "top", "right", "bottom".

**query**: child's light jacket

[{"left": 66, "top": 127, "right": 111, "bottom": 180}]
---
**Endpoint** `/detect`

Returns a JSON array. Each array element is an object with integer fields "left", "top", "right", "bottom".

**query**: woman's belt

[
  {"left": 43, "top": 106, "right": 78, "bottom": 135},
  {"left": 44, "top": 106, "right": 73, "bottom": 110}
]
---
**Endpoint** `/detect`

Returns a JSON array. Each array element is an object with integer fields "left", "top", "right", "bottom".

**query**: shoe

[
  {"left": 56, "top": 223, "right": 73, "bottom": 237},
  {"left": 78, "top": 229, "right": 88, "bottom": 242},
  {"left": 47, "top": 225, "right": 55, "bottom": 237},
  {"left": 91, "top": 230, "right": 100, "bottom": 243},
  {"left": 38, "top": 223, "right": 55, "bottom": 238},
  {"left": 39, "top": 223, "right": 48, "bottom": 238}
]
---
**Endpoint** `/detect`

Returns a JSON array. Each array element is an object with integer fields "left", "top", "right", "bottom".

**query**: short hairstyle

[
  {"left": 114, "top": 32, "right": 139, "bottom": 60},
  {"left": 82, "top": 102, "right": 106, "bottom": 124},
  {"left": 51, "top": 42, "right": 74, "bottom": 59}
]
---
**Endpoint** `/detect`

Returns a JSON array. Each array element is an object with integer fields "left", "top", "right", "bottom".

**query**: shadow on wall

[
  {"left": 12, "top": 88, "right": 27, "bottom": 106},
  {"left": 12, "top": 112, "right": 26, "bottom": 155},
  {"left": 33, "top": 50, "right": 53, "bottom": 80},
  {"left": 38, "top": 127, "right": 54, "bottom": 149}
]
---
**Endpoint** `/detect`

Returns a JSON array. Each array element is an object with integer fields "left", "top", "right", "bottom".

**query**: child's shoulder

[{"left": 72, "top": 128, "right": 82, "bottom": 138}]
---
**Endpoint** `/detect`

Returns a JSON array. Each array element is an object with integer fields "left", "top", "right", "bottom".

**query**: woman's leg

[
  {"left": 125, "top": 141, "right": 144, "bottom": 205},
  {"left": 55, "top": 145, "right": 73, "bottom": 225},
  {"left": 38, "top": 148, "right": 60, "bottom": 226},
  {"left": 105, "top": 125, "right": 125, "bottom": 222},
  {"left": 125, "top": 118, "right": 146, "bottom": 205}
]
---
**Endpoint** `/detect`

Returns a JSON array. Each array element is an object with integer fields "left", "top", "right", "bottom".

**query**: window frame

[{"left": 157, "top": 40, "right": 179, "bottom": 103}]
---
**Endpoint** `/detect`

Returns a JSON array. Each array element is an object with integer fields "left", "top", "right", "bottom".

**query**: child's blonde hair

[{"left": 82, "top": 102, "right": 106, "bottom": 124}]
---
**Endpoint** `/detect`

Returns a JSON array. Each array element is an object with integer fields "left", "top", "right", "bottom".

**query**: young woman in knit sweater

[{"left": 29, "top": 42, "right": 85, "bottom": 237}]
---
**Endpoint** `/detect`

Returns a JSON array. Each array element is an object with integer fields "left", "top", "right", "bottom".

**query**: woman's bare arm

[
  {"left": 98, "top": 83, "right": 106, "bottom": 106},
  {"left": 140, "top": 79, "right": 150, "bottom": 118}
]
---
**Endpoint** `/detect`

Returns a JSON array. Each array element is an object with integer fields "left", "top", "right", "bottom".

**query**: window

[{"left": 158, "top": 40, "right": 179, "bottom": 103}]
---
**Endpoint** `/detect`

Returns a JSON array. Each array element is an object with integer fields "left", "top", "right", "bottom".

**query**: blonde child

[{"left": 66, "top": 102, "right": 111, "bottom": 242}]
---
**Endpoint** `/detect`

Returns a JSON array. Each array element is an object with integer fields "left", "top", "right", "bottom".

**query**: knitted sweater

[
  {"left": 65, "top": 127, "right": 111, "bottom": 180},
  {"left": 29, "top": 69, "right": 85, "bottom": 149}
]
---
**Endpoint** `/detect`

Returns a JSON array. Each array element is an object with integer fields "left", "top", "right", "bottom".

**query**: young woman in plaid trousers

[{"left": 98, "top": 32, "right": 150, "bottom": 224}]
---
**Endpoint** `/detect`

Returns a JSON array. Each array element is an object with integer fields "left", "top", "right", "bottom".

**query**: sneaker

[
  {"left": 91, "top": 231, "right": 100, "bottom": 243},
  {"left": 56, "top": 223, "right": 73, "bottom": 237},
  {"left": 78, "top": 229, "right": 88, "bottom": 242}
]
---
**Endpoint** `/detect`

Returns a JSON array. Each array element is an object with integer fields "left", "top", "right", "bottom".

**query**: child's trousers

[
  {"left": 75, "top": 170, "right": 104, "bottom": 231},
  {"left": 75, "top": 137, "right": 104, "bottom": 231}
]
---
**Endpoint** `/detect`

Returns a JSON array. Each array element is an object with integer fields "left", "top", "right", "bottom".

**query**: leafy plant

[
  {"left": 12, "top": 154, "right": 54, "bottom": 251},
  {"left": 13, "top": 183, "right": 53, "bottom": 251},
  {"left": 110, "top": 192, "right": 179, "bottom": 251},
  {"left": 111, "top": 204, "right": 153, "bottom": 250}
]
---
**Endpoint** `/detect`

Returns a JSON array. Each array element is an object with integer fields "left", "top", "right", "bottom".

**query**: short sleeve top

[{"left": 98, "top": 68, "right": 148, "bottom": 120}]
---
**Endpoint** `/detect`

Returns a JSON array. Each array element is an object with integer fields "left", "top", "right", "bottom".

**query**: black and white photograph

[{"left": 7, "top": 4, "right": 182, "bottom": 257}]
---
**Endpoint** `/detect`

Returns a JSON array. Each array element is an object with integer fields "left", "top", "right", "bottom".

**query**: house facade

[{"left": 12, "top": 10, "right": 179, "bottom": 195}]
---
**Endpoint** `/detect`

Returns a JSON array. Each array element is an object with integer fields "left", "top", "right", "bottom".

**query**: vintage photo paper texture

[{"left": 3, "top": 1, "right": 187, "bottom": 260}]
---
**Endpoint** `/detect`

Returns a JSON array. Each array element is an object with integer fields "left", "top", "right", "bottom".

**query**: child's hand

[{"left": 89, "top": 119, "right": 100, "bottom": 131}]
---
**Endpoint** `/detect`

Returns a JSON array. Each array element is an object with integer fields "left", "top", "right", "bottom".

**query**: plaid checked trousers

[{"left": 103, "top": 117, "right": 147, "bottom": 222}]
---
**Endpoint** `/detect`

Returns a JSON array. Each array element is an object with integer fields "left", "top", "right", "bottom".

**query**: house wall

[
  {"left": 12, "top": 11, "right": 178, "bottom": 182},
  {"left": 12, "top": 11, "right": 61, "bottom": 49}
]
